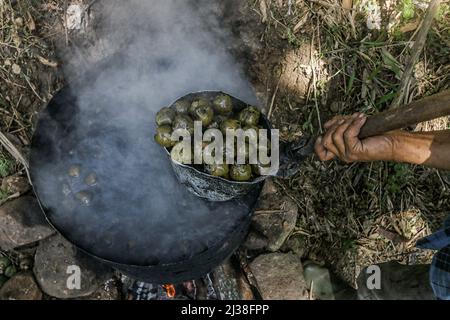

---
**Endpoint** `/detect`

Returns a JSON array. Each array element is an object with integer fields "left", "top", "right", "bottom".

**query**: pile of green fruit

[
  {"left": 154, "top": 93, "right": 269, "bottom": 182},
  {"left": 0, "top": 254, "right": 17, "bottom": 288}
]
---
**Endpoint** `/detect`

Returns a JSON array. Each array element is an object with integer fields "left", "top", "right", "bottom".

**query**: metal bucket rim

[{"left": 163, "top": 90, "right": 270, "bottom": 186}]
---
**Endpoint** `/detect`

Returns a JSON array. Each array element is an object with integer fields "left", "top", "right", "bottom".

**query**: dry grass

[
  {"left": 0, "top": 0, "right": 449, "bottom": 290},
  {"left": 251, "top": 0, "right": 450, "bottom": 285},
  {"left": 0, "top": 0, "right": 61, "bottom": 137},
  {"left": 0, "top": 0, "right": 63, "bottom": 199}
]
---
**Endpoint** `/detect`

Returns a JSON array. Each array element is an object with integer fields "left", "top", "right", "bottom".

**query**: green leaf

[
  {"left": 381, "top": 48, "right": 403, "bottom": 78},
  {"left": 361, "top": 41, "right": 385, "bottom": 48},
  {"left": 402, "top": 0, "right": 415, "bottom": 20},
  {"left": 376, "top": 91, "right": 396, "bottom": 106},
  {"left": 346, "top": 68, "right": 356, "bottom": 95},
  {"left": 0, "top": 155, "right": 12, "bottom": 178},
  {"left": 368, "top": 64, "right": 382, "bottom": 81}
]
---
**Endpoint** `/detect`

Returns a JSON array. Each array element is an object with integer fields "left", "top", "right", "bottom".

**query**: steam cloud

[{"left": 32, "top": 0, "right": 260, "bottom": 266}]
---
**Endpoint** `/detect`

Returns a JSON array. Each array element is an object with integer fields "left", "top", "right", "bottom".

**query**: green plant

[
  {"left": 342, "top": 237, "right": 356, "bottom": 253},
  {"left": 385, "top": 163, "right": 412, "bottom": 194},
  {"left": 0, "top": 189, "right": 8, "bottom": 202},
  {"left": 0, "top": 154, "right": 12, "bottom": 178},
  {"left": 436, "top": 4, "right": 449, "bottom": 21},
  {"left": 381, "top": 48, "right": 403, "bottom": 79},
  {"left": 392, "top": 27, "right": 406, "bottom": 41},
  {"left": 302, "top": 108, "right": 314, "bottom": 134},
  {"left": 284, "top": 28, "right": 302, "bottom": 47},
  {"left": 401, "top": 0, "right": 415, "bottom": 20},
  {"left": 375, "top": 90, "right": 396, "bottom": 107}
]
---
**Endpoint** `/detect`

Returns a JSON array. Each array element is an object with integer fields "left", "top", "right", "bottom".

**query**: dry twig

[
  {"left": 0, "top": 131, "right": 31, "bottom": 185},
  {"left": 267, "top": 78, "right": 281, "bottom": 120}
]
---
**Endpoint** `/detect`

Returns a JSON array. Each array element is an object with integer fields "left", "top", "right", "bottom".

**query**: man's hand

[
  {"left": 314, "top": 113, "right": 397, "bottom": 163},
  {"left": 314, "top": 112, "right": 450, "bottom": 170}
]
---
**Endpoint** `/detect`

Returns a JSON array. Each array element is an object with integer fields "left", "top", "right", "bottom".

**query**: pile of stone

[
  {"left": 0, "top": 174, "right": 339, "bottom": 300},
  {"left": 0, "top": 178, "right": 119, "bottom": 300},
  {"left": 237, "top": 180, "right": 309, "bottom": 300}
]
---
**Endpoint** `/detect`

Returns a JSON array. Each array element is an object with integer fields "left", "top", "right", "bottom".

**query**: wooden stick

[
  {"left": 267, "top": 78, "right": 280, "bottom": 120},
  {"left": 360, "top": 88, "right": 450, "bottom": 138},
  {"left": 390, "top": 0, "right": 442, "bottom": 109}
]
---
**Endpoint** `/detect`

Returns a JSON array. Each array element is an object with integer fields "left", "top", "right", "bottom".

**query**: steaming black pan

[
  {"left": 168, "top": 88, "right": 450, "bottom": 202},
  {"left": 29, "top": 82, "right": 263, "bottom": 284}
]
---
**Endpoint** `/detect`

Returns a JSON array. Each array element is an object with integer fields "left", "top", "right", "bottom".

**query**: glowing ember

[{"left": 163, "top": 284, "right": 176, "bottom": 298}]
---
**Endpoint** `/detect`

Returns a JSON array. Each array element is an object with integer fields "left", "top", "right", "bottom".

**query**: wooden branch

[{"left": 360, "top": 88, "right": 450, "bottom": 138}]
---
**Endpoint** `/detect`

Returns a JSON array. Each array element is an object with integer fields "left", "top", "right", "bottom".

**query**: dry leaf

[
  {"left": 12, "top": 63, "right": 21, "bottom": 75},
  {"left": 377, "top": 227, "right": 408, "bottom": 244},
  {"left": 342, "top": 0, "right": 352, "bottom": 10},
  {"left": 293, "top": 12, "right": 310, "bottom": 33},
  {"left": 12, "top": 31, "right": 21, "bottom": 47},
  {"left": 37, "top": 55, "right": 58, "bottom": 68},
  {"left": 27, "top": 11, "right": 36, "bottom": 31},
  {"left": 399, "top": 20, "right": 419, "bottom": 33},
  {"left": 260, "top": 0, "right": 268, "bottom": 23},
  {"left": 14, "top": 17, "right": 24, "bottom": 27}
]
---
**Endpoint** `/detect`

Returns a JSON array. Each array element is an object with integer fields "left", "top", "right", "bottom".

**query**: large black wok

[{"left": 29, "top": 57, "right": 264, "bottom": 283}]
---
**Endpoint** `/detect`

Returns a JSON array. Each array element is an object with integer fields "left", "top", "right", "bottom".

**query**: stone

[
  {"left": 0, "top": 196, "right": 55, "bottom": 250},
  {"left": 1, "top": 175, "right": 30, "bottom": 195},
  {"left": 303, "top": 261, "right": 337, "bottom": 300},
  {"left": 0, "top": 272, "right": 42, "bottom": 300},
  {"left": 250, "top": 253, "right": 308, "bottom": 300},
  {"left": 33, "top": 235, "right": 113, "bottom": 299},
  {"left": 357, "top": 261, "right": 434, "bottom": 300},
  {"left": 280, "top": 235, "right": 307, "bottom": 257},
  {"left": 260, "top": 179, "right": 277, "bottom": 197},
  {"left": 4, "top": 133, "right": 23, "bottom": 149},
  {"left": 303, "top": 260, "right": 357, "bottom": 300},
  {"left": 237, "top": 273, "right": 255, "bottom": 300},
  {"left": 0, "top": 254, "right": 12, "bottom": 274},
  {"left": 0, "top": 275, "right": 8, "bottom": 287},
  {"left": 252, "top": 195, "right": 298, "bottom": 252},
  {"left": 12, "top": 63, "right": 21, "bottom": 75},
  {"left": 242, "top": 231, "right": 268, "bottom": 251},
  {"left": 329, "top": 101, "right": 342, "bottom": 113},
  {"left": 66, "top": 4, "right": 84, "bottom": 31}
]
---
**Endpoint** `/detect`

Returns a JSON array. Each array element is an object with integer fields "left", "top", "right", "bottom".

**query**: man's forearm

[{"left": 390, "top": 130, "right": 450, "bottom": 170}]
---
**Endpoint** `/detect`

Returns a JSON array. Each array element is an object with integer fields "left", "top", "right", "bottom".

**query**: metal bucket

[{"left": 164, "top": 91, "right": 273, "bottom": 201}]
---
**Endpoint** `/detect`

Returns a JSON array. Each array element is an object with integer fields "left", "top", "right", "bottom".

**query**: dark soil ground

[
  {"left": 230, "top": 0, "right": 450, "bottom": 285},
  {"left": 1, "top": 0, "right": 450, "bottom": 288}
]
